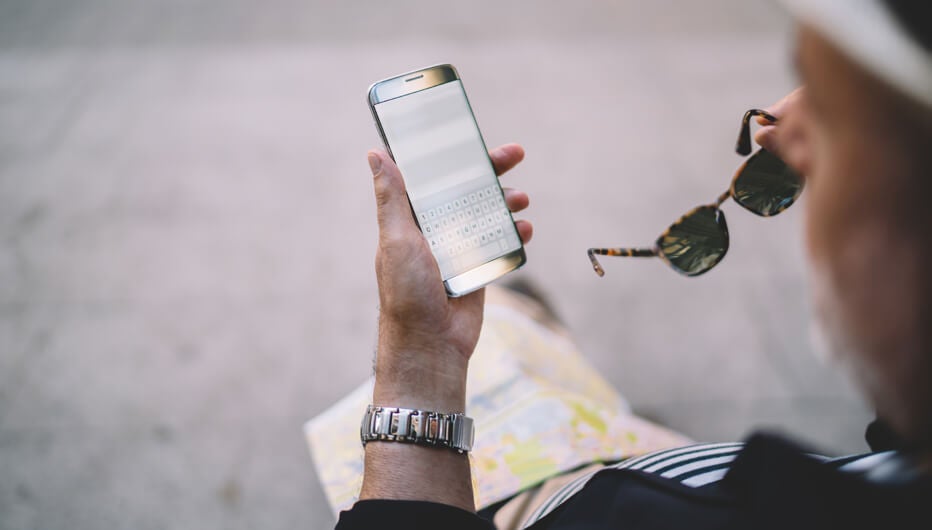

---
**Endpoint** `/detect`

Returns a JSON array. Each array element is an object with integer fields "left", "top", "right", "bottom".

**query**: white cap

[{"left": 778, "top": 0, "right": 932, "bottom": 109}]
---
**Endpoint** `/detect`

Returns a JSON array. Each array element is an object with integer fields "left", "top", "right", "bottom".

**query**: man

[{"left": 337, "top": 0, "right": 932, "bottom": 528}]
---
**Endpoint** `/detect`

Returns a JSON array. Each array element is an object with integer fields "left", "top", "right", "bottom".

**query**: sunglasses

[{"left": 587, "top": 109, "right": 804, "bottom": 277}]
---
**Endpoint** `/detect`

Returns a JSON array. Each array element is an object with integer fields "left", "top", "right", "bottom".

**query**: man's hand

[
  {"left": 360, "top": 144, "right": 531, "bottom": 511},
  {"left": 754, "top": 87, "right": 813, "bottom": 175},
  {"left": 368, "top": 143, "right": 532, "bottom": 411}
]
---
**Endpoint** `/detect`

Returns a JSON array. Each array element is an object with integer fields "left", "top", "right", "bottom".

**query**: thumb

[{"left": 368, "top": 150, "right": 418, "bottom": 240}]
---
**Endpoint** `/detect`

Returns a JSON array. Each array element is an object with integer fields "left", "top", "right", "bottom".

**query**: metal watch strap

[{"left": 360, "top": 405, "right": 475, "bottom": 454}]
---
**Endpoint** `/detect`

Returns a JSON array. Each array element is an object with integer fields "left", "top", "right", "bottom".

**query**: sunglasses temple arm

[{"left": 587, "top": 247, "right": 658, "bottom": 277}]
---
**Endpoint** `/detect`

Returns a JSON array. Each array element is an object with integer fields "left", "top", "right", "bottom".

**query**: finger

[
  {"left": 783, "top": 138, "right": 812, "bottom": 176},
  {"left": 756, "top": 86, "right": 804, "bottom": 124},
  {"left": 503, "top": 188, "right": 529, "bottom": 213},
  {"left": 515, "top": 220, "right": 533, "bottom": 245},
  {"left": 758, "top": 92, "right": 792, "bottom": 124},
  {"left": 490, "top": 143, "right": 525, "bottom": 177},
  {"left": 754, "top": 125, "right": 779, "bottom": 152},
  {"left": 368, "top": 150, "right": 419, "bottom": 241},
  {"left": 755, "top": 114, "right": 773, "bottom": 126}
]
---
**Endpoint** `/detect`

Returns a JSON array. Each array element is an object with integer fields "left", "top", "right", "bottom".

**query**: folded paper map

[{"left": 305, "top": 301, "right": 690, "bottom": 518}]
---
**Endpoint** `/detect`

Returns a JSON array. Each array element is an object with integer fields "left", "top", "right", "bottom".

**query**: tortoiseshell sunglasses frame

[{"left": 587, "top": 109, "right": 800, "bottom": 277}]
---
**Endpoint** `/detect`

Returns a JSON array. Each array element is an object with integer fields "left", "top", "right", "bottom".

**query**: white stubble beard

[{"left": 807, "top": 258, "right": 857, "bottom": 373}]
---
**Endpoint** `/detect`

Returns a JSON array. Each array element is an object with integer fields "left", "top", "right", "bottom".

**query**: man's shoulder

[{"left": 534, "top": 432, "right": 931, "bottom": 529}]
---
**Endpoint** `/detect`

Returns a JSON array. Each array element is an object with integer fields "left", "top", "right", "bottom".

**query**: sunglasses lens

[
  {"left": 733, "top": 149, "right": 803, "bottom": 217},
  {"left": 658, "top": 206, "right": 729, "bottom": 276}
]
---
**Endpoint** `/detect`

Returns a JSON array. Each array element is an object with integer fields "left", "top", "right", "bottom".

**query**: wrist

[
  {"left": 373, "top": 383, "right": 466, "bottom": 413},
  {"left": 373, "top": 344, "right": 468, "bottom": 412}
]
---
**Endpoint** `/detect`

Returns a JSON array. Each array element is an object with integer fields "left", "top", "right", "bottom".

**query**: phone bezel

[{"left": 367, "top": 64, "right": 526, "bottom": 297}]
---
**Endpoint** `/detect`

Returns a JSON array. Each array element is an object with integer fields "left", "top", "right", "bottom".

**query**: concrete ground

[{"left": 0, "top": 1, "right": 872, "bottom": 529}]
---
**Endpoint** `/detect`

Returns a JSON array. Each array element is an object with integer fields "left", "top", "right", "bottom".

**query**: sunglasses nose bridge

[{"left": 714, "top": 189, "right": 732, "bottom": 209}]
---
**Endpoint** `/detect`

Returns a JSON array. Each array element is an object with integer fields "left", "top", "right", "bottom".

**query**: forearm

[
  {"left": 360, "top": 443, "right": 474, "bottom": 511},
  {"left": 358, "top": 344, "right": 475, "bottom": 512}
]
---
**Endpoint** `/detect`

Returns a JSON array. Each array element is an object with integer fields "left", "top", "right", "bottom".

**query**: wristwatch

[{"left": 360, "top": 405, "right": 475, "bottom": 454}]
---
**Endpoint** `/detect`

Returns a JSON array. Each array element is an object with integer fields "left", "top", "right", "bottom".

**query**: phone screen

[{"left": 373, "top": 80, "right": 522, "bottom": 280}]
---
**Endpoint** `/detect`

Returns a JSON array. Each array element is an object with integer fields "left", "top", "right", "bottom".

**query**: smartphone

[{"left": 368, "top": 64, "right": 526, "bottom": 297}]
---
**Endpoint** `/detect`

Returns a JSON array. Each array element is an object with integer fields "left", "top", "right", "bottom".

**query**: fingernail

[{"left": 368, "top": 153, "right": 381, "bottom": 175}]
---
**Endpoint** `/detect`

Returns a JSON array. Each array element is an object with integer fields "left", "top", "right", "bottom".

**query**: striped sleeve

[
  {"left": 520, "top": 443, "right": 897, "bottom": 529},
  {"left": 521, "top": 443, "right": 744, "bottom": 527}
]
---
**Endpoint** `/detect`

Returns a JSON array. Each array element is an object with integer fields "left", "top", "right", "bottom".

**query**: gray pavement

[{"left": 0, "top": 1, "right": 871, "bottom": 529}]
